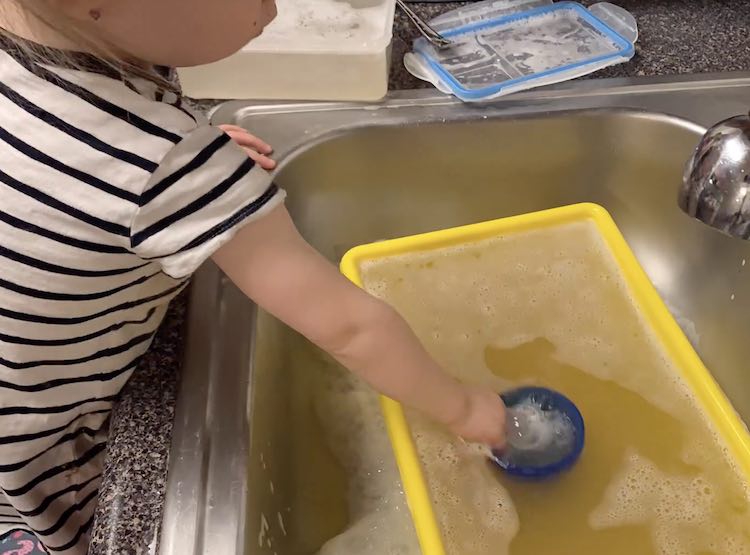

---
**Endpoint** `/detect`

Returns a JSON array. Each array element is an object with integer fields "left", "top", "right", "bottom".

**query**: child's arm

[{"left": 212, "top": 204, "right": 506, "bottom": 447}]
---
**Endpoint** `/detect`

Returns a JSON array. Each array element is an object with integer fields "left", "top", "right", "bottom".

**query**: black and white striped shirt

[{"left": 0, "top": 36, "right": 283, "bottom": 553}]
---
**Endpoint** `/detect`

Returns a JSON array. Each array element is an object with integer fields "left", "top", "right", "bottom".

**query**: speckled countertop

[{"left": 88, "top": 1, "right": 750, "bottom": 554}]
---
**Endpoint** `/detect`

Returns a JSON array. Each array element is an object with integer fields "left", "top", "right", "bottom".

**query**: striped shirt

[{"left": 0, "top": 36, "right": 284, "bottom": 553}]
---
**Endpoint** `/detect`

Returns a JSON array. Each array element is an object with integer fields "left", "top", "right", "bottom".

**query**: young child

[{"left": 0, "top": 0, "right": 506, "bottom": 552}]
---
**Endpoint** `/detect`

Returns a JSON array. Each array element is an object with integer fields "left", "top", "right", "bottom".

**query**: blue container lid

[
  {"left": 491, "top": 386, "right": 585, "bottom": 479},
  {"left": 406, "top": 1, "right": 638, "bottom": 102}
]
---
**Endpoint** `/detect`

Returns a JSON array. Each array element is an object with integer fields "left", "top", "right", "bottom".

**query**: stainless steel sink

[{"left": 159, "top": 74, "right": 750, "bottom": 555}]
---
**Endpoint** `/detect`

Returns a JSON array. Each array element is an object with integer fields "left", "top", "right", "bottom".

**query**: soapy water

[
  {"left": 354, "top": 220, "right": 750, "bottom": 554},
  {"left": 314, "top": 369, "right": 421, "bottom": 555},
  {"left": 501, "top": 398, "right": 577, "bottom": 468},
  {"left": 295, "top": 221, "right": 749, "bottom": 555},
  {"left": 589, "top": 449, "right": 750, "bottom": 555}
]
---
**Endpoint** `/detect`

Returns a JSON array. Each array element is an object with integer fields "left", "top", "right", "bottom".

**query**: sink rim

[
  {"left": 210, "top": 72, "right": 750, "bottom": 121},
  {"left": 207, "top": 73, "right": 750, "bottom": 179}
]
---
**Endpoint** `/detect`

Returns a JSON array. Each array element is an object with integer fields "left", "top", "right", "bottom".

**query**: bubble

[{"left": 500, "top": 398, "right": 577, "bottom": 468}]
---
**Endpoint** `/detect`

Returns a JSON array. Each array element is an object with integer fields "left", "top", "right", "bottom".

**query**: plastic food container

[
  {"left": 340, "top": 203, "right": 750, "bottom": 555},
  {"left": 404, "top": 0, "right": 638, "bottom": 102},
  {"left": 176, "top": 0, "right": 396, "bottom": 101}
]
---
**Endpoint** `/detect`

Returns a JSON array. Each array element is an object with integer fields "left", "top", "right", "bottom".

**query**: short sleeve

[{"left": 129, "top": 125, "right": 285, "bottom": 278}]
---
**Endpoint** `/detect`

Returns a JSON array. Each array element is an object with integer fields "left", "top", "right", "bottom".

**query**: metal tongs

[{"left": 395, "top": 0, "right": 454, "bottom": 50}]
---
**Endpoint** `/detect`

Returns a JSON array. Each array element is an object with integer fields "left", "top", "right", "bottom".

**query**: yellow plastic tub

[{"left": 339, "top": 203, "right": 750, "bottom": 555}]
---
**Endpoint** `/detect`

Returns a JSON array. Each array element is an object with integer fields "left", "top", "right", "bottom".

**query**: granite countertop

[{"left": 88, "top": 1, "right": 750, "bottom": 553}]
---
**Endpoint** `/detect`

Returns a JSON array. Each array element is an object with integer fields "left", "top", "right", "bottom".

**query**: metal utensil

[
  {"left": 396, "top": 0, "right": 454, "bottom": 50},
  {"left": 680, "top": 113, "right": 750, "bottom": 239}
]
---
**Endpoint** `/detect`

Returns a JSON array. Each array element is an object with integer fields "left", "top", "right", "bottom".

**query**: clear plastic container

[
  {"left": 404, "top": 0, "right": 638, "bottom": 102},
  {"left": 176, "top": 0, "right": 396, "bottom": 101}
]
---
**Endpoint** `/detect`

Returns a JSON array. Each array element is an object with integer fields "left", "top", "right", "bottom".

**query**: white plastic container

[{"left": 177, "top": 0, "right": 396, "bottom": 101}]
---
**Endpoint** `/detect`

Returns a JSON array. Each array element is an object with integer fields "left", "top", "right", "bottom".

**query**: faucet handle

[{"left": 679, "top": 113, "right": 750, "bottom": 239}]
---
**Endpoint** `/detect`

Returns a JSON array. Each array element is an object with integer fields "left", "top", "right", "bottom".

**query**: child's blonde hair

[{"left": 0, "top": 0, "right": 178, "bottom": 92}]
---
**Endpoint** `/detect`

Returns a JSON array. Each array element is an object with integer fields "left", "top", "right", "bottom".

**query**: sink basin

[{"left": 159, "top": 74, "right": 750, "bottom": 555}]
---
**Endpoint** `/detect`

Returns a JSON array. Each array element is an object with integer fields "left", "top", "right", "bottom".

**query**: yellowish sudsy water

[{"left": 355, "top": 220, "right": 750, "bottom": 555}]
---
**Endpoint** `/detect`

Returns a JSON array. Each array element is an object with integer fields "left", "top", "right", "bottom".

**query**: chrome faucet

[{"left": 680, "top": 114, "right": 750, "bottom": 239}]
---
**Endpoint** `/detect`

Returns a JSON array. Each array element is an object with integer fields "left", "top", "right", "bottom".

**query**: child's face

[{"left": 66, "top": 0, "right": 278, "bottom": 67}]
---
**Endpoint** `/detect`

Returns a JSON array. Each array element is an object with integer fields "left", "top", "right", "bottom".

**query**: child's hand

[
  {"left": 218, "top": 124, "right": 276, "bottom": 170},
  {"left": 447, "top": 386, "right": 507, "bottom": 449}
]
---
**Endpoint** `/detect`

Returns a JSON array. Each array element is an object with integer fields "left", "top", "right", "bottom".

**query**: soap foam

[
  {"left": 362, "top": 223, "right": 699, "bottom": 417},
  {"left": 314, "top": 369, "right": 420, "bottom": 555},
  {"left": 590, "top": 449, "right": 750, "bottom": 555},
  {"left": 409, "top": 416, "right": 520, "bottom": 554}
]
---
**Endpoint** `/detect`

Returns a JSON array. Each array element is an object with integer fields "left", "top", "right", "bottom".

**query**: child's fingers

[
  {"left": 216, "top": 124, "right": 276, "bottom": 168},
  {"left": 218, "top": 124, "right": 249, "bottom": 134},
  {"left": 242, "top": 147, "right": 277, "bottom": 170},
  {"left": 226, "top": 130, "right": 274, "bottom": 154},
  {"left": 219, "top": 125, "right": 273, "bottom": 154}
]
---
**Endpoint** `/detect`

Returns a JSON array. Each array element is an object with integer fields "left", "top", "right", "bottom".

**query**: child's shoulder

[
  {"left": 53, "top": 65, "right": 206, "bottom": 138},
  {"left": 0, "top": 41, "right": 207, "bottom": 150},
  {"left": 0, "top": 42, "right": 248, "bottom": 208}
]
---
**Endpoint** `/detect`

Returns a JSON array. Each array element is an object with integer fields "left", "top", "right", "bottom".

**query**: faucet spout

[{"left": 680, "top": 113, "right": 750, "bottom": 239}]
